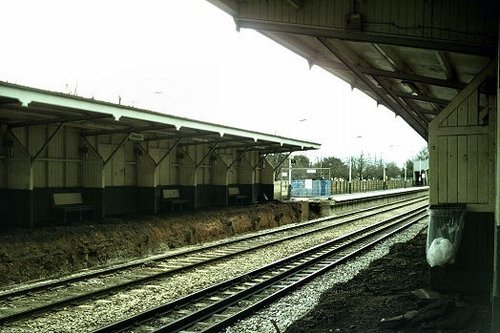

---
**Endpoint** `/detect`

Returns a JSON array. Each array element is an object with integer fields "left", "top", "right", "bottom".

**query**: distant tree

[
  {"left": 385, "top": 162, "right": 401, "bottom": 179},
  {"left": 292, "top": 155, "right": 311, "bottom": 168},
  {"left": 267, "top": 153, "right": 312, "bottom": 180},
  {"left": 401, "top": 159, "right": 413, "bottom": 179},
  {"left": 352, "top": 152, "right": 367, "bottom": 180},
  {"left": 313, "top": 156, "right": 348, "bottom": 180},
  {"left": 416, "top": 146, "right": 429, "bottom": 160},
  {"left": 365, "top": 161, "right": 382, "bottom": 180}
]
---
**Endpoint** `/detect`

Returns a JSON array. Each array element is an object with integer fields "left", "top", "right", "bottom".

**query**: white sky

[{"left": 0, "top": 0, "right": 426, "bottom": 166}]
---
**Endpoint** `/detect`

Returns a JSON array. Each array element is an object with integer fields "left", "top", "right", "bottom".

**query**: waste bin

[{"left": 426, "top": 205, "right": 466, "bottom": 267}]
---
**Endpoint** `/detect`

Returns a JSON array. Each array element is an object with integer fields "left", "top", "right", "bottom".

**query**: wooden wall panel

[
  {"left": 477, "top": 134, "right": 489, "bottom": 203},
  {"left": 111, "top": 147, "right": 124, "bottom": 186},
  {"left": 468, "top": 91, "right": 479, "bottom": 126},
  {"left": 437, "top": 136, "right": 448, "bottom": 203},
  {"left": 66, "top": 162, "right": 81, "bottom": 187},
  {"left": 49, "top": 161, "right": 64, "bottom": 187},
  {"left": 457, "top": 100, "right": 468, "bottom": 126},
  {"left": 429, "top": 60, "right": 495, "bottom": 212},
  {"left": 30, "top": 127, "right": 45, "bottom": 157},
  {"left": 33, "top": 161, "right": 47, "bottom": 188},
  {"left": 124, "top": 163, "right": 136, "bottom": 186},
  {"left": 457, "top": 136, "right": 468, "bottom": 203},
  {"left": 467, "top": 135, "right": 478, "bottom": 203},
  {"left": 447, "top": 136, "right": 458, "bottom": 202}
]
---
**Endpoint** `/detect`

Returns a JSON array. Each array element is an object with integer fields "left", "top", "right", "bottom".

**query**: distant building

[{"left": 413, "top": 157, "right": 429, "bottom": 186}]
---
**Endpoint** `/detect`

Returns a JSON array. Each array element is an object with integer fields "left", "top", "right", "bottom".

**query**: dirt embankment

[{"left": 0, "top": 202, "right": 303, "bottom": 287}]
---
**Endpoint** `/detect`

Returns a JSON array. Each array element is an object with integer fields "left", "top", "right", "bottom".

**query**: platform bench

[
  {"left": 52, "top": 192, "right": 96, "bottom": 223},
  {"left": 228, "top": 186, "right": 248, "bottom": 205},
  {"left": 162, "top": 189, "right": 188, "bottom": 211}
]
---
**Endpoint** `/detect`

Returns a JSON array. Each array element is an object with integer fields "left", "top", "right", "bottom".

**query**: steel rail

[
  {"left": 92, "top": 207, "right": 427, "bottom": 332},
  {"left": 0, "top": 197, "right": 427, "bottom": 325},
  {"left": 0, "top": 195, "right": 426, "bottom": 301}
]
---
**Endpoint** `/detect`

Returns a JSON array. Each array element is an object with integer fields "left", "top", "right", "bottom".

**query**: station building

[{"left": 0, "top": 82, "right": 320, "bottom": 228}]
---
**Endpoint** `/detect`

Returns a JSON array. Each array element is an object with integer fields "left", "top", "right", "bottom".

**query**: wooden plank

[
  {"left": 467, "top": 134, "right": 478, "bottom": 203},
  {"left": 430, "top": 126, "right": 489, "bottom": 136},
  {"left": 429, "top": 134, "right": 439, "bottom": 205},
  {"left": 457, "top": 100, "right": 468, "bottom": 126},
  {"left": 67, "top": 162, "right": 81, "bottom": 187},
  {"left": 447, "top": 136, "right": 458, "bottom": 202},
  {"left": 438, "top": 136, "right": 448, "bottom": 203},
  {"left": 440, "top": 115, "right": 448, "bottom": 128},
  {"left": 50, "top": 161, "right": 64, "bottom": 187},
  {"left": 457, "top": 135, "right": 467, "bottom": 203},
  {"left": 467, "top": 90, "right": 479, "bottom": 126},
  {"left": 477, "top": 134, "right": 489, "bottom": 203},
  {"left": 125, "top": 163, "right": 136, "bottom": 186},
  {"left": 430, "top": 61, "right": 495, "bottom": 131},
  {"left": 33, "top": 161, "right": 46, "bottom": 187},
  {"left": 447, "top": 107, "right": 458, "bottom": 127}
]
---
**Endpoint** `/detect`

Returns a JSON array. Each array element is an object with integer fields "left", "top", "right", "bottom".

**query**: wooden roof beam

[
  {"left": 316, "top": 37, "right": 428, "bottom": 139},
  {"left": 390, "top": 90, "right": 451, "bottom": 105},
  {"left": 360, "top": 66, "right": 466, "bottom": 90},
  {"left": 235, "top": 18, "right": 496, "bottom": 56}
]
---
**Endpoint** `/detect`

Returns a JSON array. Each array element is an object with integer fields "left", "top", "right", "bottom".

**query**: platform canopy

[
  {"left": 0, "top": 81, "right": 320, "bottom": 154},
  {"left": 208, "top": 0, "right": 498, "bottom": 140}
]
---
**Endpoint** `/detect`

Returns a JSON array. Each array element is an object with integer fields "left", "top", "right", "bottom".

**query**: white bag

[{"left": 426, "top": 237, "right": 454, "bottom": 267}]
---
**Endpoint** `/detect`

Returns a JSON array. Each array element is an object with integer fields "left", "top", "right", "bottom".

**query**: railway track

[
  {"left": 93, "top": 206, "right": 427, "bottom": 332},
  {"left": 0, "top": 196, "right": 427, "bottom": 326}
]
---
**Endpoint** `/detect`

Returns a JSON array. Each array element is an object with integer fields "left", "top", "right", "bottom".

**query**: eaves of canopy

[
  {"left": 0, "top": 81, "right": 320, "bottom": 154},
  {"left": 208, "top": 0, "right": 498, "bottom": 141}
]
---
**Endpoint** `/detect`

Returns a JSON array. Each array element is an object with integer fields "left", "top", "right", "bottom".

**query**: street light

[
  {"left": 348, "top": 135, "right": 362, "bottom": 193},
  {"left": 382, "top": 145, "right": 394, "bottom": 190}
]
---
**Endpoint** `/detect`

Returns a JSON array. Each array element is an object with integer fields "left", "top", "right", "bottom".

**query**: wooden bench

[
  {"left": 52, "top": 192, "right": 96, "bottom": 223},
  {"left": 228, "top": 186, "right": 248, "bottom": 205},
  {"left": 162, "top": 189, "right": 188, "bottom": 211}
]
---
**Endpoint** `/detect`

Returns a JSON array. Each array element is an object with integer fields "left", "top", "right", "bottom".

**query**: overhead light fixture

[{"left": 401, "top": 80, "right": 419, "bottom": 96}]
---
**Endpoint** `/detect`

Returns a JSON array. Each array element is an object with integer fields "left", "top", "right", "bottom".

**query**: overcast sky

[{"left": 0, "top": 0, "right": 426, "bottom": 166}]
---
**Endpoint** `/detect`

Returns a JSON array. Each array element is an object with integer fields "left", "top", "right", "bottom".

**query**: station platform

[
  {"left": 297, "top": 186, "right": 429, "bottom": 217},
  {"left": 327, "top": 186, "right": 429, "bottom": 203}
]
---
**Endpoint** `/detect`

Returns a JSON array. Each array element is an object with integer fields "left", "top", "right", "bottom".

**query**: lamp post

[
  {"left": 348, "top": 135, "right": 362, "bottom": 194},
  {"left": 404, "top": 162, "right": 407, "bottom": 187},
  {"left": 382, "top": 145, "right": 394, "bottom": 190}
]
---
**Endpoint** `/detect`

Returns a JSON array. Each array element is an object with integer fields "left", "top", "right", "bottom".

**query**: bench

[
  {"left": 162, "top": 189, "right": 188, "bottom": 211},
  {"left": 52, "top": 192, "right": 96, "bottom": 223},
  {"left": 228, "top": 186, "right": 248, "bottom": 205}
]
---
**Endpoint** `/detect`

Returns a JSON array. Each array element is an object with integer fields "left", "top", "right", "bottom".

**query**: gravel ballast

[
  {"left": 223, "top": 222, "right": 428, "bottom": 333},
  {"left": 0, "top": 203, "right": 426, "bottom": 332}
]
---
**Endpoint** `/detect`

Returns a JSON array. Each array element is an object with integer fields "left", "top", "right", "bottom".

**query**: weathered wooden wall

[
  {"left": 0, "top": 124, "right": 276, "bottom": 226},
  {"left": 429, "top": 62, "right": 496, "bottom": 212}
]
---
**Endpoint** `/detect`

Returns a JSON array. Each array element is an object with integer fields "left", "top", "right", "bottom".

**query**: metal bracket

[
  {"left": 155, "top": 137, "right": 182, "bottom": 167},
  {"left": 253, "top": 153, "right": 269, "bottom": 170},
  {"left": 273, "top": 152, "right": 292, "bottom": 172},
  {"left": 227, "top": 145, "right": 250, "bottom": 170},
  {"left": 103, "top": 134, "right": 129, "bottom": 166},
  {"left": 31, "top": 122, "right": 64, "bottom": 163},
  {"left": 81, "top": 136, "right": 104, "bottom": 162},
  {"left": 196, "top": 144, "right": 218, "bottom": 169}
]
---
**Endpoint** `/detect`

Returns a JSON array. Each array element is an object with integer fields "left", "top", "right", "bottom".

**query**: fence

[
  {"left": 290, "top": 179, "right": 331, "bottom": 197},
  {"left": 274, "top": 179, "right": 414, "bottom": 199},
  {"left": 331, "top": 179, "right": 413, "bottom": 194}
]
